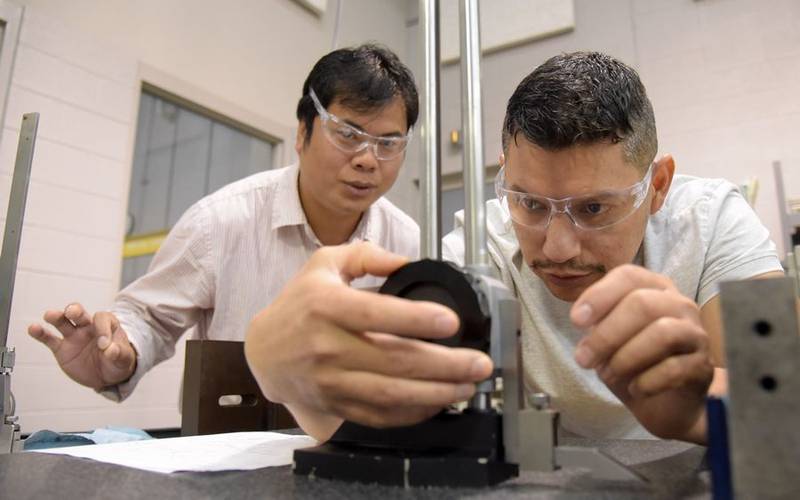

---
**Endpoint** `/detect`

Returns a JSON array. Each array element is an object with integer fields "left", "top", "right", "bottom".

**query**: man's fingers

[
  {"left": 337, "top": 401, "right": 442, "bottom": 429},
  {"left": 571, "top": 265, "right": 674, "bottom": 328},
  {"left": 597, "top": 317, "right": 707, "bottom": 385},
  {"left": 575, "top": 288, "right": 699, "bottom": 368},
  {"left": 315, "top": 285, "right": 459, "bottom": 340},
  {"left": 108, "top": 332, "right": 135, "bottom": 370},
  {"left": 317, "top": 370, "right": 476, "bottom": 427},
  {"left": 63, "top": 303, "right": 92, "bottom": 328},
  {"left": 27, "top": 324, "right": 62, "bottom": 352},
  {"left": 336, "top": 332, "right": 493, "bottom": 382},
  {"left": 627, "top": 352, "right": 713, "bottom": 398},
  {"left": 92, "top": 312, "right": 120, "bottom": 342},
  {"left": 42, "top": 303, "right": 92, "bottom": 337},
  {"left": 313, "top": 241, "right": 409, "bottom": 284},
  {"left": 93, "top": 312, "right": 135, "bottom": 371}
]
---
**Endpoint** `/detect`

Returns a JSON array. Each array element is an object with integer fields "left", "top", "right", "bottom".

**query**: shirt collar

[
  {"left": 270, "top": 163, "right": 380, "bottom": 244},
  {"left": 271, "top": 164, "right": 307, "bottom": 229}
]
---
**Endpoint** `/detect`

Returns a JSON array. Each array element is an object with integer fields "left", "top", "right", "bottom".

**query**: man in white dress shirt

[{"left": 27, "top": 44, "right": 423, "bottom": 401}]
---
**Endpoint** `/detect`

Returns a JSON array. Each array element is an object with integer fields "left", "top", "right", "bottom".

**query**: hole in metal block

[
  {"left": 753, "top": 320, "right": 772, "bottom": 337},
  {"left": 759, "top": 375, "right": 778, "bottom": 392}
]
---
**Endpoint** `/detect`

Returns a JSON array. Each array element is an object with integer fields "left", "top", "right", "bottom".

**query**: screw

[{"left": 530, "top": 392, "right": 550, "bottom": 410}]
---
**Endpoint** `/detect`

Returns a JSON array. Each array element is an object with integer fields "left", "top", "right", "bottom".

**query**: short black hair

[
  {"left": 296, "top": 43, "right": 418, "bottom": 143},
  {"left": 502, "top": 51, "right": 657, "bottom": 169}
]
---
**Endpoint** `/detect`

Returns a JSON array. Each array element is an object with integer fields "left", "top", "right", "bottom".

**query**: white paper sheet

[{"left": 31, "top": 431, "right": 318, "bottom": 473}]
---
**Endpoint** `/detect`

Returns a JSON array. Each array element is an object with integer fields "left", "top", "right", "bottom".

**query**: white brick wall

[
  {"left": 2, "top": 7, "right": 186, "bottom": 433},
  {"left": 633, "top": 0, "right": 800, "bottom": 255}
]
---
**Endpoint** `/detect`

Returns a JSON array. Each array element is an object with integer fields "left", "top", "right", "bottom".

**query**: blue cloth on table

[{"left": 24, "top": 426, "right": 153, "bottom": 450}]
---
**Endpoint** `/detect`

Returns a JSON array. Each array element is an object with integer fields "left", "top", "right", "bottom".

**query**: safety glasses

[
  {"left": 495, "top": 163, "right": 654, "bottom": 230},
  {"left": 308, "top": 88, "right": 411, "bottom": 161}
]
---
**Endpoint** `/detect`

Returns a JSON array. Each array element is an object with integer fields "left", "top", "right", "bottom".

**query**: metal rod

[
  {"left": 419, "top": 0, "right": 442, "bottom": 260},
  {"left": 0, "top": 113, "right": 38, "bottom": 348},
  {"left": 459, "top": 0, "right": 487, "bottom": 268}
]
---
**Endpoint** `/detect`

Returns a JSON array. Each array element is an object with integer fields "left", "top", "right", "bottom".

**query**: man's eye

[
  {"left": 518, "top": 196, "right": 545, "bottom": 211},
  {"left": 336, "top": 127, "right": 357, "bottom": 140},
  {"left": 378, "top": 138, "right": 399, "bottom": 149},
  {"left": 581, "top": 202, "right": 607, "bottom": 215}
]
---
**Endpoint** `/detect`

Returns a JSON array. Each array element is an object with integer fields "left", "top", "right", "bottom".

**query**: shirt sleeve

[
  {"left": 100, "top": 200, "right": 215, "bottom": 402},
  {"left": 697, "top": 184, "right": 783, "bottom": 305}
]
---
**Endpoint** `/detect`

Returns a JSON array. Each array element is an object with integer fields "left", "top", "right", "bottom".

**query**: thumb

[
  {"left": 316, "top": 241, "right": 409, "bottom": 283},
  {"left": 98, "top": 325, "right": 136, "bottom": 375}
]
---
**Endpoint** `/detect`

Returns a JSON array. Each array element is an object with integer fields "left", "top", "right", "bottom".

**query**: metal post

[
  {"left": 0, "top": 112, "right": 38, "bottom": 454},
  {"left": 459, "top": 0, "right": 487, "bottom": 269},
  {"left": 419, "top": 0, "right": 442, "bottom": 260},
  {"left": 0, "top": 113, "right": 38, "bottom": 348}
]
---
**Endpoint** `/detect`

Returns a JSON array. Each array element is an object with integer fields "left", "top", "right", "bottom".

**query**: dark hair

[
  {"left": 502, "top": 51, "right": 657, "bottom": 169},
  {"left": 296, "top": 43, "right": 418, "bottom": 143}
]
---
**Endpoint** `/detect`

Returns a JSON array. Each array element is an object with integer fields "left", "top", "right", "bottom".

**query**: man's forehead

[
  {"left": 327, "top": 95, "right": 408, "bottom": 134},
  {"left": 504, "top": 140, "right": 642, "bottom": 195}
]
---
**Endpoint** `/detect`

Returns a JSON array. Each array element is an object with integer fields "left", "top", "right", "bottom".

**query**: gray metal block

[{"left": 719, "top": 277, "right": 800, "bottom": 500}]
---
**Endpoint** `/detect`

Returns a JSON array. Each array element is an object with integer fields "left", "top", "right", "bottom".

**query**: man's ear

[
  {"left": 499, "top": 151, "right": 505, "bottom": 166},
  {"left": 295, "top": 122, "right": 307, "bottom": 156},
  {"left": 649, "top": 154, "right": 675, "bottom": 214}
]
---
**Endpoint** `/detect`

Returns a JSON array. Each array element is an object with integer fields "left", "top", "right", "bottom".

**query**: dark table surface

[{"left": 0, "top": 435, "right": 711, "bottom": 499}]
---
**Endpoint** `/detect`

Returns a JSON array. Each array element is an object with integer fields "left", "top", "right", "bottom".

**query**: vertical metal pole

[
  {"left": 419, "top": 0, "right": 441, "bottom": 260},
  {"left": 773, "top": 161, "right": 791, "bottom": 258},
  {"left": 0, "top": 113, "right": 38, "bottom": 347},
  {"left": 459, "top": 0, "right": 487, "bottom": 269},
  {"left": 0, "top": 112, "right": 37, "bottom": 455}
]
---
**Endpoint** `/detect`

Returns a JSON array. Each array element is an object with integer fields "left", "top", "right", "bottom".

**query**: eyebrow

[
  {"left": 508, "top": 183, "right": 536, "bottom": 195},
  {"left": 339, "top": 118, "right": 406, "bottom": 139}
]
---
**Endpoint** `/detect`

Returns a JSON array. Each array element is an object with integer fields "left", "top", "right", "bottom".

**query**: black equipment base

[
  {"left": 293, "top": 443, "right": 518, "bottom": 487},
  {"left": 293, "top": 409, "right": 518, "bottom": 487}
]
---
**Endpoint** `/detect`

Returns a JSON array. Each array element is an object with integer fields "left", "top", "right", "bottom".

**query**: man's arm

[
  {"left": 571, "top": 265, "right": 713, "bottom": 444},
  {"left": 28, "top": 303, "right": 137, "bottom": 390},
  {"left": 28, "top": 202, "right": 213, "bottom": 400},
  {"left": 244, "top": 242, "right": 494, "bottom": 442}
]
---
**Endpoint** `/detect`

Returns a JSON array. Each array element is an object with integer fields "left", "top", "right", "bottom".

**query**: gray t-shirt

[{"left": 443, "top": 175, "right": 782, "bottom": 439}]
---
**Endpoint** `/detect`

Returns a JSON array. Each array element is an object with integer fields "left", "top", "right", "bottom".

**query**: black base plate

[{"left": 294, "top": 442, "right": 518, "bottom": 487}]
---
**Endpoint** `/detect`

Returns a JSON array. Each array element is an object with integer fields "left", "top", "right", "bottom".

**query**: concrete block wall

[
  {"left": 633, "top": 0, "right": 800, "bottom": 255},
  {"left": 0, "top": 7, "right": 186, "bottom": 433}
]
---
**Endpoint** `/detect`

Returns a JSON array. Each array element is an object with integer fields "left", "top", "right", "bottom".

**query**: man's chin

[
  {"left": 543, "top": 283, "right": 584, "bottom": 302},
  {"left": 533, "top": 270, "right": 600, "bottom": 302}
]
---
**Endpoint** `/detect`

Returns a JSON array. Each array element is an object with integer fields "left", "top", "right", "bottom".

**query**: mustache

[{"left": 530, "top": 259, "right": 606, "bottom": 275}]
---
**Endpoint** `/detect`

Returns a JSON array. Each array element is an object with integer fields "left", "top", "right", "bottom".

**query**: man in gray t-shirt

[
  {"left": 439, "top": 52, "right": 782, "bottom": 442},
  {"left": 443, "top": 176, "right": 781, "bottom": 439},
  {"left": 244, "top": 52, "right": 783, "bottom": 444}
]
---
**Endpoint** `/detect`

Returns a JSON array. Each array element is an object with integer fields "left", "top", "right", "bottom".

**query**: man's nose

[
  {"left": 540, "top": 213, "right": 581, "bottom": 263},
  {"left": 351, "top": 142, "right": 379, "bottom": 172}
]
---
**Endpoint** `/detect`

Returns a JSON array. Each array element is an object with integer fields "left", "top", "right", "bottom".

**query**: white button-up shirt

[{"left": 106, "top": 164, "right": 419, "bottom": 400}]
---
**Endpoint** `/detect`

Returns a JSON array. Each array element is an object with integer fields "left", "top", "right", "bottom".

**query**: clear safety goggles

[
  {"left": 494, "top": 162, "right": 654, "bottom": 230},
  {"left": 308, "top": 88, "right": 411, "bottom": 161}
]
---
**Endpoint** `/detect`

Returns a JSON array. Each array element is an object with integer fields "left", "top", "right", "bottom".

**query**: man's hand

[
  {"left": 244, "top": 242, "right": 494, "bottom": 441},
  {"left": 570, "top": 264, "right": 713, "bottom": 444},
  {"left": 28, "top": 303, "right": 137, "bottom": 390}
]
